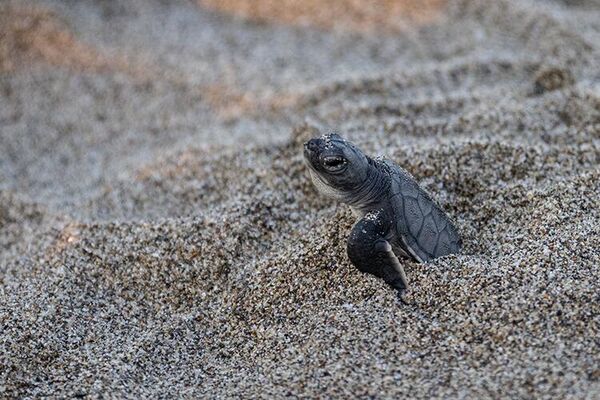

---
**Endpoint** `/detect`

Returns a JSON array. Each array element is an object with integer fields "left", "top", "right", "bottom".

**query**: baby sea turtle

[{"left": 303, "top": 132, "right": 461, "bottom": 302}]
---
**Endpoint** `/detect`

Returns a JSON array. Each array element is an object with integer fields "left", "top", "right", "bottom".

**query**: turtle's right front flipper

[
  {"left": 373, "top": 239, "right": 409, "bottom": 298},
  {"left": 347, "top": 210, "right": 409, "bottom": 302}
]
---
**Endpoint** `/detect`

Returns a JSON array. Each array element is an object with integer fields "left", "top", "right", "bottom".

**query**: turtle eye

[{"left": 323, "top": 156, "right": 346, "bottom": 170}]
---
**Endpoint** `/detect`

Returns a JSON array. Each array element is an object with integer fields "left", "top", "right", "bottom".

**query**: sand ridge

[
  {"left": 199, "top": 0, "right": 446, "bottom": 33},
  {"left": 0, "top": 3, "right": 143, "bottom": 75}
]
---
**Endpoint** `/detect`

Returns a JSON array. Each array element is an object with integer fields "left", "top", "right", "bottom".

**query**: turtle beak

[
  {"left": 303, "top": 138, "right": 321, "bottom": 158},
  {"left": 304, "top": 138, "right": 322, "bottom": 153},
  {"left": 303, "top": 138, "right": 323, "bottom": 168}
]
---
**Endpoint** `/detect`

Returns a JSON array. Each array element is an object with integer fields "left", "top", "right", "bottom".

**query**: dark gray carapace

[{"left": 304, "top": 133, "right": 461, "bottom": 301}]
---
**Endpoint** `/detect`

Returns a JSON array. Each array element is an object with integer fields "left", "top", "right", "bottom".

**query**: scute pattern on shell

[{"left": 387, "top": 160, "right": 461, "bottom": 262}]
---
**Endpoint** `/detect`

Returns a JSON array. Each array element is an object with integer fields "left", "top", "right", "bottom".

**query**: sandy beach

[{"left": 1, "top": 0, "right": 599, "bottom": 397}]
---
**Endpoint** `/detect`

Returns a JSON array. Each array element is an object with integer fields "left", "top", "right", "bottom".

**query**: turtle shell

[{"left": 383, "top": 160, "right": 462, "bottom": 262}]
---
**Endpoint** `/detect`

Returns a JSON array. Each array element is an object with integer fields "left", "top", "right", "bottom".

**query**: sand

[{"left": 1, "top": 0, "right": 599, "bottom": 398}]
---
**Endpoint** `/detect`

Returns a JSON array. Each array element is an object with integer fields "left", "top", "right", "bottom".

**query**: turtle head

[{"left": 303, "top": 132, "right": 370, "bottom": 198}]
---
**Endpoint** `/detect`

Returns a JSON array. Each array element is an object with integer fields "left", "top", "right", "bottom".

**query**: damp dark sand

[{"left": 1, "top": 0, "right": 599, "bottom": 397}]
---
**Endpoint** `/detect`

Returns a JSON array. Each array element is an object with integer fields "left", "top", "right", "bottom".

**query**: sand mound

[{"left": 1, "top": 0, "right": 599, "bottom": 398}]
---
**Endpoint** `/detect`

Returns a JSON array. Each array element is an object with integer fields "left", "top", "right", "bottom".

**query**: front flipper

[{"left": 347, "top": 210, "right": 409, "bottom": 303}]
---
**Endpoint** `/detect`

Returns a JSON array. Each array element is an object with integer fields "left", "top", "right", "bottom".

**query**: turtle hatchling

[{"left": 303, "top": 132, "right": 461, "bottom": 302}]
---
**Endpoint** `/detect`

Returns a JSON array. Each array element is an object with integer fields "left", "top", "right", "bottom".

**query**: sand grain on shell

[{"left": 1, "top": 0, "right": 599, "bottom": 398}]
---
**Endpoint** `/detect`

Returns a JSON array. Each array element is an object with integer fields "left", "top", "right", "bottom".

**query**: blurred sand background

[{"left": 1, "top": 0, "right": 599, "bottom": 397}]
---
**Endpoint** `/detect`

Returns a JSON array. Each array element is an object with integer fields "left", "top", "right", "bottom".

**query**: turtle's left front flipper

[{"left": 347, "top": 210, "right": 409, "bottom": 301}]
